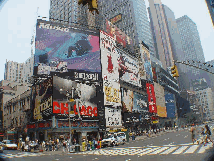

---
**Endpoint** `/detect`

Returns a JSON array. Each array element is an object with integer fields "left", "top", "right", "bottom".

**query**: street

[{"left": 0, "top": 126, "right": 214, "bottom": 161}]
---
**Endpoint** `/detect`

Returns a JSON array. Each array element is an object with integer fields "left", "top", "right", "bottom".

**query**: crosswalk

[
  {"left": 0, "top": 152, "right": 47, "bottom": 158},
  {"left": 77, "top": 142, "right": 214, "bottom": 156}
]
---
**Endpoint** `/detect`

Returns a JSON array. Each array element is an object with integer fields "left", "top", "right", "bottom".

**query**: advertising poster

[
  {"left": 105, "top": 107, "right": 122, "bottom": 127},
  {"left": 133, "top": 92, "right": 148, "bottom": 113},
  {"left": 100, "top": 31, "right": 121, "bottom": 107},
  {"left": 32, "top": 77, "right": 53, "bottom": 121},
  {"left": 118, "top": 50, "right": 141, "bottom": 87},
  {"left": 165, "top": 93, "right": 176, "bottom": 118},
  {"left": 106, "top": 20, "right": 134, "bottom": 52},
  {"left": 152, "top": 67, "right": 157, "bottom": 82},
  {"left": 140, "top": 43, "right": 153, "bottom": 82},
  {"left": 157, "top": 106, "right": 167, "bottom": 117},
  {"left": 121, "top": 88, "right": 133, "bottom": 112},
  {"left": 35, "top": 20, "right": 101, "bottom": 75},
  {"left": 146, "top": 83, "right": 157, "bottom": 113},
  {"left": 53, "top": 76, "right": 98, "bottom": 119}
]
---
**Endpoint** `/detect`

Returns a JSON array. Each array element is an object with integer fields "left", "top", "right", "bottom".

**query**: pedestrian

[
  {"left": 62, "top": 140, "right": 67, "bottom": 153},
  {"left": 49, "top": 139, "right": 52, "bottom": 151},
  {"left": 190, "top": 125, "right": 197, "bottom": 144},
  {"left": 205, "top": 124, "right": 213, "bottom": 146},
  {"left": 199, "top": 127, "right": 206, "bottom": 144}
]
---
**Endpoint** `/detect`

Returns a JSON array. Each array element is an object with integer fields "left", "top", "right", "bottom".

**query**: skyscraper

[
  {"left": 205, "top": 0, "right": 214, "bottom": 26},
  {"left": 148, "top": 0, "right": 174, "bottom": 70},
  {"left": 176, "top": 15, "right": 206, "bottom": 89}
]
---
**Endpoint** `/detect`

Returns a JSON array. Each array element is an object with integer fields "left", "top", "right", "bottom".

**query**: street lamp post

[{"left": 60, "top": 87, "right": 75, "bottom": 152}]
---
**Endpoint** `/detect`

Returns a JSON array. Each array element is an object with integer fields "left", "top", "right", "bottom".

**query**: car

[
  {"left": 101, "top": 134, "right": 118, "bottom": 147},
  {"left": 0, "top": 142, "right": 3, "bottom": 153},
  {"left": 115, "top": 132, "right": 126, "bottom": 145},
  {"left": 2, "top": 140, "right": 17, "bottom": 150}
]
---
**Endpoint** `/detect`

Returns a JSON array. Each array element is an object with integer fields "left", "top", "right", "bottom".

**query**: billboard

[
  {"left": 123, "top": 113, "right": 140, "bottom": 127},
  {"left": 105, "top": 107, "right": 122, "bottom": 127},
  {"left": 110, "top": 14, "right": 122, "bottom": 25},
  {"left": 106, "top": 20, "right": 134, "bottom": 52},
  {"left": 133, "top": 92, "right": 148, "bottom": 113},
  {"left": 53, "top": 76, "right": 98, "bottom": 119},
  {"left": 146, "top": 83, "right": 157, "bottom": 113},
  {"left": 165, "top": 93, "right": 176, "bottom": 118},
  {"left": 118, "top": 50, "right": 142, "bottom": 87},
  {"left": 121, "top": 88, "right": 133, "bottom": 112},
  {"left": 140, "top": 43, "right": 153, "bottom": 82},
  {"left": 157, "top": 106, "right": 167, "bottom": 117},
  {"left": 35, "top": 20, "right": 101, "bottom": 75},
  {"left": 32, "top": 77, "right": 53, "bottom": 121},
  {"left": 100, "top": 31, "right": 121, "bottom": 107}
]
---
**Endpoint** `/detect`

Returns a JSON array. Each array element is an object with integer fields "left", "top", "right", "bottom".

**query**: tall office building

[
  {"left": 49, "top": 0, "right": 100, "bottom": 30},
  {"left": 205, "top": 0, "right": 214, "bottom": 26},
  {"left": 148, "top": 0, "right": 174, "bottom": 70},
  {"left": 132, "top": 0, "right": 155, "bottom": 56},
  {"left": 176, "top": 15, "right": 206, "bottom": 90}
]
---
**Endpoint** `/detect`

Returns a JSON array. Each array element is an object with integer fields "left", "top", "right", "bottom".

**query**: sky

[{"left": 0, "top": 0, "right": 214, "bottom": 81}]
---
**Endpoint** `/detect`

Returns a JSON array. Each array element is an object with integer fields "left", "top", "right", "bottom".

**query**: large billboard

[
  {"left": 32, "top": 77, "right": 53, "bottom": 121},
  {"left": 146, "top": 83, "right": 157, "bottom": 113},
  {"left": 121, "top": 88, "right": 133, "bottom": 112},
  {"left": 100, "top": 31, "right": 121, "bottom": 107},
  {"left": 140, "top": 43, "right": 153, "bottom": 82},
  {"left": 118, "top": 50, "right": 142, "bottom": 87},
  {"left": 53, "top": 76, "right": 98, "bottom": 119},
  {"left": 35, "top": 20, "right": 101, "bottom": 75},
  {"left": 165, "top": 93, "right": 176, "bottom": 118}
]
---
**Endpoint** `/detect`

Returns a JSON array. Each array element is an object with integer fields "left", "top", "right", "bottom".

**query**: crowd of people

[{"left": 190, "top": 124, "right": 213, "bottom": 146}]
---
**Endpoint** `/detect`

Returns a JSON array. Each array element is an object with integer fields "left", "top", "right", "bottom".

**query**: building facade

[
  {"left": 195, "top": 88, "right": 214, "bottom": 121},
  {"left": 176, "top": 15, "right": 205, "bottom": 90}
]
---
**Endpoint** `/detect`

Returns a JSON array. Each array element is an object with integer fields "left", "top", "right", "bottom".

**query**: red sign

[
  {"left": 27, "top": 124, "right": 36, "bottom": 129},
  {"left": 53, "top": 101, "right": 98, "bottom": 117},
  {"left": 146, "top": 83, "right": 157, "bottom": 113}
]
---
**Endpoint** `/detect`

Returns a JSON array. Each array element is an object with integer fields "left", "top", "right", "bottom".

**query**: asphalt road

[{"left": 0, "top": 125, "right": 214, "bottom": 161}]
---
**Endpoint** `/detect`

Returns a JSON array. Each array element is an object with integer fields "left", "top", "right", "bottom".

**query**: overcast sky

[{"left": 0, "top": 0, "right": 214, "bottom": 81}]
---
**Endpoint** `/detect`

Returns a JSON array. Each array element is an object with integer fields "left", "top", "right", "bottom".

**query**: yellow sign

[
  {"left": 70, "top": 111, "right": 74, "bottom": 114},
  {"left": 152, "top": 120, "right": 159, "bottom": 124},
  {"left": 71, "top": 129, "right": 74, "bottom": 134},
  {"left": 70, "top": 99, "right": 75, "bottom": 102},
  {"left": 157, "top": 106, "right": 167, "bottom": 117},
  {"left": 110, "top": 14, "right": 122, "bottom": 24},
  {"left": 121, "top": 129, "right": 127, "bottom": 132}
]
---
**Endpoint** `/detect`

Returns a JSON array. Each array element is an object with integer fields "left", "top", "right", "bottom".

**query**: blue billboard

[
  {"left": 34, "top": 20, "right": 101, "bottom": 75},
  {"left": 165, "top": 93, "right": 176, "bottom": 118}
]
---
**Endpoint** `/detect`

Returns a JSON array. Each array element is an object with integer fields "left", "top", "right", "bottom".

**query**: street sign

[{"left": 7, "top": 131, "right": 16, "bottom": 134}]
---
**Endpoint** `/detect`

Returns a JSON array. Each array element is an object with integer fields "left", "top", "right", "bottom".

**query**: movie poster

[{"left": 32, "top": 77, "right": 53, "bottom": 121}]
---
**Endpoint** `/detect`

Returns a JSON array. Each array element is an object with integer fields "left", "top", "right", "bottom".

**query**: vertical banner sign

[
  {"left": 165, "top": 93, "right": 176, "bottom": 118},
  {"left": 146, "top": 83, "right": 157, "bottom": 113},
  {"left": 140, "top": 43, "right": 153, "bottom": 82},
  {"left": 100, "top": 31, "right": 121, "bottom": 107}
]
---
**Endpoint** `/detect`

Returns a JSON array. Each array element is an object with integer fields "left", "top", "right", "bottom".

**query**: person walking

[
  {"left": 190, "top": 125, "right": 197, "bottom": 144},
  {"left": 62, "top": 140, "right": 67, "bottom": 153},
  {"left": 205, "top": 124, "right": 213, "bottom": 146}
]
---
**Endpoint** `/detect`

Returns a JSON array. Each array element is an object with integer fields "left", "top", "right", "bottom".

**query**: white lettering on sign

[
  {"left": 74, "top": 72, "right": 99, "bottom": 81},
  {"left": 38, "top": 23, "right": 69, "bottom": 32}
]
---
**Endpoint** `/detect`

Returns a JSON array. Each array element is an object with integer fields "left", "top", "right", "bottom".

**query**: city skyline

[{"left": 0, "top": 0, "right": 214, "bottom": 81}]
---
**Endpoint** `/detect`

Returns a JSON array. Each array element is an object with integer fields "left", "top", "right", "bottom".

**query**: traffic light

[
  {"left": 171, "top": 65, "right": 179, "bottom": 77},
  {"left": 78, "top": 0, "right": 99, "bottom": 14}
]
